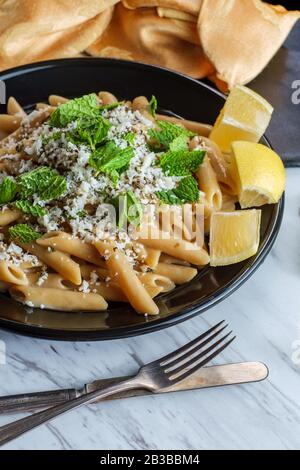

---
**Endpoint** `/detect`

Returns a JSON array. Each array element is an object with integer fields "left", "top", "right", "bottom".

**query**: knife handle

[{"left": 0, "top": 388, "right": 78, "bottom": 414}]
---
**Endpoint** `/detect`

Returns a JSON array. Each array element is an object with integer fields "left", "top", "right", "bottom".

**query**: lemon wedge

[
  {"left": 210, "top": 85, "right": 274, "bottom": 153},
  {"left": 231, "top": 141, "right": 286, "bottom": 209},
  {"left": 210, "top": 210, "right": 261, "bottom": 267}
]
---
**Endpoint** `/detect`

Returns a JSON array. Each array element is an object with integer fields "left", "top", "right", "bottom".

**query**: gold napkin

[
  {"left": 86, "top": 3, "right": 214, "bottom": 78},
  {"left": 0, "top": 0, "right": 299, "bottom": 91},
  {"left": 0, "top": 0, "right": 117, "bottom": 70}
]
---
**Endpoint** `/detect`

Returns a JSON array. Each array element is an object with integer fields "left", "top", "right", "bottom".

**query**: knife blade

[{"left": 0, "top": 362, "right": 268, "bottom": 414}]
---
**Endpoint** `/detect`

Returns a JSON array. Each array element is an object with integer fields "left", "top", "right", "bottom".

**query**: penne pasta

[
  {"left": 20, "top": 243, "right": 82, "bottom": 286},
  {"left": 196, "top": 156, "right": 223, "bottom": 211},
  {"left": 7, "top": 97, "right": 27, "bottom": 118},
  {"left": 48, "top": 95, "right": 69, "bottom": 106},
  {"left": 10, "top": 285, "right": 107, "bottom": 311},
  {"left": 0, "top": 114, "right": 22, "bottom": 133},
  {"left": 154, "top": 263, "right": 198, "bottom": 284},
  {"left": 138, "top": 272, "right": 175, "bottom": 293},
  {"left": 98, "top": 91, "right": 118, "bottom": 105},
  {"left": 94, "top": 240, "right": 159, "bottom": 315},
  {"left": 37, "top": 232, "right": 106, "bottom": 267},
  {"left": 0, "top": 208, "right": 21, "bottom": 226},
  {"left": 139, "top": 234, "right": 210, "bottom": 266},
  {"left": 0, "top": 261, "right": 28, "bottom": 285},
  {"left": 0, "top": 89, "right": 271, "bottom": 316}
]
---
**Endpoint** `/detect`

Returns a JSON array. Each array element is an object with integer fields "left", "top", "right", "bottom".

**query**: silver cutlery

[
  {"left": 0, "top": 361, "right": 269, "bottom": 414},
  {"left": 0, "top": 321, "right": 235, "bottom": 446}
]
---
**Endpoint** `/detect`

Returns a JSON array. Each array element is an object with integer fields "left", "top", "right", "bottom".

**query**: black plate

[{"left": 0, "top": 58, "right": 284, "bottom": 340}]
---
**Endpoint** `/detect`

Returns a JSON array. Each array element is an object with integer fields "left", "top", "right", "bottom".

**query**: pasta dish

[{"left": 0, "top": 89, "right": 285, "bottom": 315}]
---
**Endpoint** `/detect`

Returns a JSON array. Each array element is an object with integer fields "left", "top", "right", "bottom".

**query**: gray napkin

[{"left": 250, "top": 20, "right": 300, "bottom": 167}]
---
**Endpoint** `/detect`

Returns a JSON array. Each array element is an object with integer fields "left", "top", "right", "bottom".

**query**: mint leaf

[
  {"left": 111, "top": 191, "right": 143, "bottom": 228},
  {"left": 99, "top": 101, "right": 124, "bottom": 112},
  {"left": 127, "top": 191, "right": 143, "bottom": 226},
  {"left": 0, "top": 177, "right": 17, "bottom": 205},
  {"left": 9, "top": 224, "right": 40, "bottom": 243},
  {"left": 169, "top": 134, "right": 189, "bottom": 152},
  {"left": 18, "top": 167, "right": 67, "bottom": 201},
  {"left": 15, "top": 200, "right": 47, "bottom": 217},
  {"left": 148, "top": 120, "right": 195, "bottom": 150},
  {"left": 67, "top": 115, "right": 110, "bottom": 150},
  {"left": 149, "top": 95, "right": 157, "bottom": 117},
  {"left": 39, "top": 175, "right": 67, "bottom": 201},
  {"left": 123, "top": 132, "right": 136, "bottom": 146},
  {"left": 50, "top": 93, "right": 99, "bottom": 128},
  {"left": 89, "top": 141, "right": 134, "bottom": 182},
  {"left": 159, "top": 149, "right": 205, "bottom": 176},
  {"left": 157, "top": 176, "right": 200, "bottom": 205}
]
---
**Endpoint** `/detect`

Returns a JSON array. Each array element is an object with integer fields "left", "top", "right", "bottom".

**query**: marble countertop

[{"left": 0, "top": 168, "right": 299, "bottom": 450}]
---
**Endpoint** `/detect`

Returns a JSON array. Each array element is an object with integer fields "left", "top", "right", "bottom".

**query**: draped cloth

[{"left": 0, "top": 0, "right": 299, "bottom": 91}]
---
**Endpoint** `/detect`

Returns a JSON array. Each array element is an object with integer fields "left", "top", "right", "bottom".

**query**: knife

[{"left": 0, "top": 362, "right": 268, "bottom": 414}]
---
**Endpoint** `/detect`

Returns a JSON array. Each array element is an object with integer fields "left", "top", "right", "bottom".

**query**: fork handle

[{"left": 0, "top": 377, "right": 142, "bottom": 447}]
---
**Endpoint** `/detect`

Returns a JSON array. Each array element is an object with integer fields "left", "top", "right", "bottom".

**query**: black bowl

[{"left": 0, "top": 58, "right": 284, "bottom": 340}]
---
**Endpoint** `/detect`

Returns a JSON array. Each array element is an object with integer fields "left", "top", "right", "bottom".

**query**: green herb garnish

[
  {"left": 89, "top": 141, "right": 134, "bottom": 183},
  {"left": 157, "top": 176, "right": 200, "bottom": 205},
  {"left": 9, "top": 224, "right": 40, "bottom": 243},
  {"left": 49, "top": 93, "right": 99, "bottom": 128},
  {"left": 148, "top": 120, "right": 195, "bottom": 150},
  {"left": 15, "top": 200, "right": 47, "bottom": 217},
  {"left": 0, "top": 177, "right": 17, "bottom": 205},
  {"left": 149, "top": 95, "right": 157, "bottom": 117},
  {"left": 111, "top": 191, "right": 143, "bottom": 228},
  {"left": 18, "top": 167, "right": 67, "bottom": 201},
  {"left": 159, "top": 149, "right": 205, "bottom": 176}
]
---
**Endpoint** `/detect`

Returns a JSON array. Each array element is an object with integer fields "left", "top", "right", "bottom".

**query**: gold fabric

[{"left": 0, "top": 0, "right": 299, "bottom": 91}]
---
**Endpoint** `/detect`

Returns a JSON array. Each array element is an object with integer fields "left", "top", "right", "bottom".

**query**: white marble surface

[{"left": 0, "top": 168, "right": 299, "bottom": 450}]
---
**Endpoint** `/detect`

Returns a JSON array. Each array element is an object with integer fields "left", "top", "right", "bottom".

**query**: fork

[{"left": 0, "top": 321, "right": 235, "bottom": 446}]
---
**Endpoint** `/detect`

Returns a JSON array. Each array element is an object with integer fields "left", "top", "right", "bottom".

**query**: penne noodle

[
  {"left": 20, "top": 243, "right": 82, "bottom": 285},
  {"left": 48, "top": 95, "right": 69, "bottom": 106},
  {"left": 138, "top": 272, "right": 175, "bottom": 293},
  {"left": 196, "top": 156, "right": 223, "bottom": 211},
  {"left": 94, "top": 240, "right": 159, "bottom": 315},
  {"left": 98, "top": 91, "right": 118, "bottom": 105},
  {"left": 154, "top": 263, "right": 198, "bottom": 284},
  {"left": 159, "top": 254, "right": 191, "bottom": 266},
  {"left": 139, "top": 234, "right": 210, "bottom": 266},
  {"left": 27, "top": 272, "right": 69, "bottom": 290},
  {"left": 144, "top": 247, "right": 161, "bottom": 269},
  {"left": 0, "top": 261, "right": 28, "bottom": 285},
  {"left": 0, "top": 114, "right": 22, "bottom": 133},
  {"left": 79, "top": 264, "right": 109, "bottom": 281},
  {"left": 37, "top": 232, "right": 105, "bottom": 267},
  {"left": 10, "top": 285, "right": 107, "bottom": 311},
  {"left": 7, "top": 97, "right": 27, "bottom": 118},
  {"left": 0, "top": 208, "right": 21, "bottom": 226},
  {"left": 0, "top": 280, "right": 9, "bottom": 292}
]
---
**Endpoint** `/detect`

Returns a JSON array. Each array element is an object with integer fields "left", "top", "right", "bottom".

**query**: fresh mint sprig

[
  {"left": 157, "top": 176, "right": 200, "bottom": 205},
  {"left": 15, "top": 200, "right": 47, "bottom": 217},
  {"left": 148, "top": 120, "right": 195, "bottom": 150},
  {"left": 17, "top": 167, "right": 67, "bottom": 201},
  {"left": 49, "top": 93, "right": 99, "bottom": 128},
  {"left": 0, "top": 177, "right": 18, "bottom": 205},
  {"left": 9, "top": 224, "right": 40, "bottom": 243},
  {"left": 158, "top": 149, "right": 205, "bottom": 176}
]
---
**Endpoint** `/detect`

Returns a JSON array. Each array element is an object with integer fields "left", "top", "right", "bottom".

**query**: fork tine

[
  {"left": 158, "top": 321, "right": 226, "bottom": 366},
  {"left": 164, "top": 324, "right": 229, "bottom": 371},
  {"left": 168, "top": 335, "right": 236, "bottom": 384}
]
